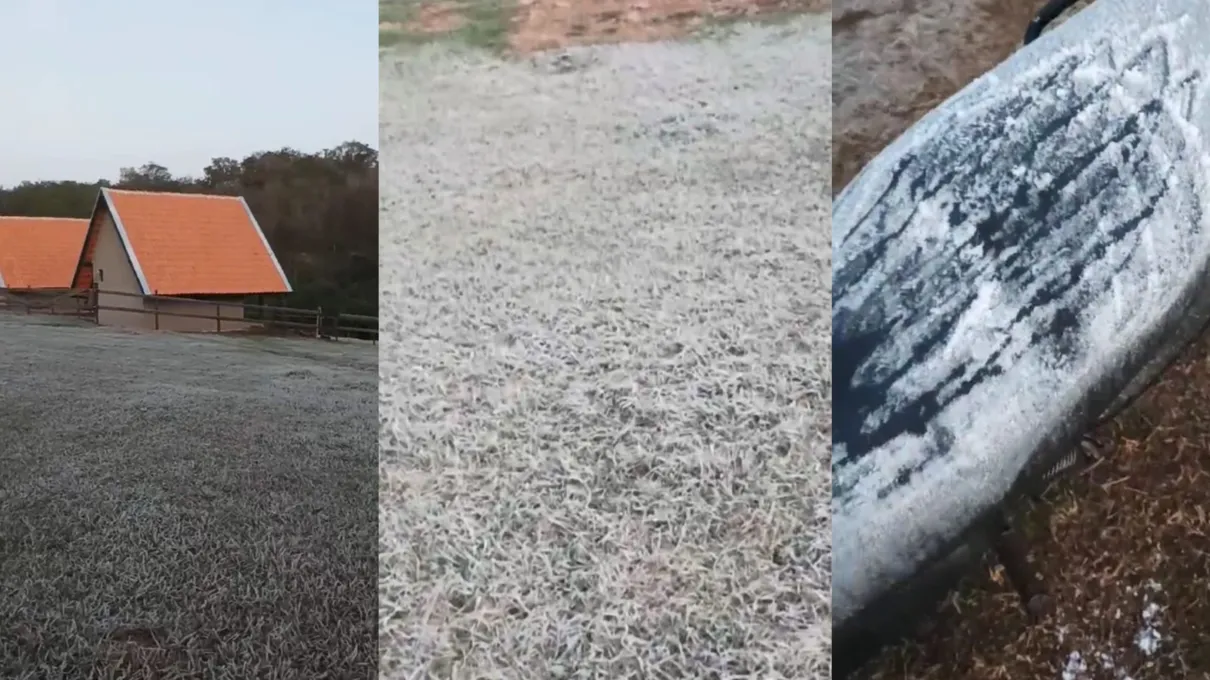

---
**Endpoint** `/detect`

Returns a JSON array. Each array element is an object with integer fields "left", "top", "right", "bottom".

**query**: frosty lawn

[
  {"left": 379, "top": 15, "right": 832, "bottom": 679},
  {"left": 0, "top": 315, "right": 377, "bottom": 678}
]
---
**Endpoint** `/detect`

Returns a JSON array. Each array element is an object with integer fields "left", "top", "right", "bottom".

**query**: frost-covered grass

[
  {"left": 0, "top": 315, "right": 377, "bottom": 679},
  {"left": 379, "top": 16, "right": 832, "bottom": 679}
]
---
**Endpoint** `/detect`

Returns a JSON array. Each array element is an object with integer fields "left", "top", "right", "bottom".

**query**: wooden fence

[
  {"left": 0, "top": 287, "right": 377, "bottom": 342},
  {"left": 0, "top": 287, "right": 91, "bottom": 317}
]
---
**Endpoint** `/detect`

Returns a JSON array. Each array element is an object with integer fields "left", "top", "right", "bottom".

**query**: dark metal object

[
  {"left": 992, "top": 511, "right": 1050, "bottom": 620},
  {"left": 1023, "top": 0, "right": 1086, "bottom": 45},
  {"left": 1048, "top": 434, "right": 1106, "bottom": 478},
  {"left": 1000, "top": 433, "right": 1108, "bottom": 616}
]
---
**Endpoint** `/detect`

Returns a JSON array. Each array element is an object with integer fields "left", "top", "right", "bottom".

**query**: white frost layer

[
  {"left": 833, "top": 0, "right": 1210, "bottom": 627},
  {"left": 380, "top": 18, "right": 833, "bottom": 678}
]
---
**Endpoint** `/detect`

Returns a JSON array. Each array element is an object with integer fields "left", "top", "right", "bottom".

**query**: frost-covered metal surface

[{"left": 832, "top": 0, "right": 1210, "bottom": 631}]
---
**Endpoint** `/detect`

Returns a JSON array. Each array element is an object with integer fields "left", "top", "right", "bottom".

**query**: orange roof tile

[
  {"left": 100, "top": 188, "right": 291, "bottom": 296},
  {"left": 0, "top": 217, "right": 90, "bottom": 289}
]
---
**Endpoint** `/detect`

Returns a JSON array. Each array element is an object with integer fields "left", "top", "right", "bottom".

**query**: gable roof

[
  {"left": 0, "top": 217, "right": 90, "bottom": 289},
  {"left": 77, "top": 188, "right": 292, "bottom": 296}
]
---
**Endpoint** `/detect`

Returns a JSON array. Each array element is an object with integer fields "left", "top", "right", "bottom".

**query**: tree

[{"left": 117, "top": 163, "right": 178, "bottom": 190}]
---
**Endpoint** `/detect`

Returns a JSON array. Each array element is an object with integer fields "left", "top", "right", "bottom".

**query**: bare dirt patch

[
  {"left": 835, "top": 0, "right": 1210, "bottom": 678},
  {"left": 510, "top": 0, "right": 830, "bottom": 52},
  {"left": 378, "top": 1, "right": 470, "bottom": 36},
  {"left": 380, "top": 0, "right": 830, "bottom": 52},
  {"left": 406, "top": 1, "right": 470, "bottom": 32}
]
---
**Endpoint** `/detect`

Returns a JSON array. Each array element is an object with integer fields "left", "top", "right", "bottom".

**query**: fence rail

[
  {"left": 0, "top": 287, "right": 377, "bottom": 342},
  {"left": 0, "top": 287, "right": 91, "bottom": 317}
]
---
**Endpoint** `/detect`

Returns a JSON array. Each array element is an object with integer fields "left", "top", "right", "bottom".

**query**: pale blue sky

[{"left": 0, "top": 0, "right": 377, "bottom": 186}]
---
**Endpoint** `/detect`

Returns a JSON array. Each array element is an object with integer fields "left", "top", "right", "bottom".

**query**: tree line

[{"left": 0, "top": 142, "right": 378, "bottom": 317}]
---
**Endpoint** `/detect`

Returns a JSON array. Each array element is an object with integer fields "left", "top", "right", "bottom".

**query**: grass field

[
  {"left": 0, "top": 315, "right": 377, "bottom": 679},
  {"left": 379, "top": 12, "right": 832, "bottom": 679},
  {"left": 379, "top": 0, "right": 513, "bottom": 50},
  {"left": 836, "top": 0, "right": 1210, "bottom": 677}
]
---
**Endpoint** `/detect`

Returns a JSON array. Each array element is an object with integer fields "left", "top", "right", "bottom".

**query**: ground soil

[
  {"left": 386, "top": 0, "right": 830, "bottom": 52},
  {"left": 510, "top": 0, "right": 830, "bottom": 52},
  {"left": 836, "top": 0, "right": 1210, "bottom": 678},
  {"left": 401, "top": 2, "right": 469, "bottom": 33}
]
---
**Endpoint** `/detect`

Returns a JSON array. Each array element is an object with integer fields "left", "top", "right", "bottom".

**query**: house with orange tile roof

[
  {"left": 0, "top": 216, "right": 91, "bottom": 312},
  {"left": 70, "top": 188, "right": 292, "bottom": 331},
  {"left": 0, "top": 216, "right": 90, "bottom": 289}
]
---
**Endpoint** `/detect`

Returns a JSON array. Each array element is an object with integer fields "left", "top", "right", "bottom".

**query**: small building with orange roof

[
  {"left": 0, "top": 216, "right": 91, "bottom": 313},
  {"left": 0, "top": 216, "right": 91, "bottom": 289},
  {"left": 70, "top": 187, "right": 292, "bottom": 331}
]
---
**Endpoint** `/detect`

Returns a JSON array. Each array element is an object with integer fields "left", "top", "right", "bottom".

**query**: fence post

[
  {"left": 154, "top": 297, "right": 160, "bottom": 331},
  {"left": 216, "top": 303, "right": 222, "bottom": 333},
  {"left": 315, "top": 306, "right": 322, "bottom": 338}
]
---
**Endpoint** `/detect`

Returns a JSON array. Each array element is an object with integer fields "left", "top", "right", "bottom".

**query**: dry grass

[
  {"left": 0, "top": 315, "right": 376, "bottom": 679},
  {"left": 379, "top": 0, "right": 514, "bottom": 50},
  {"left": 379, "top": 15, "right": 832, "bottom": 679},
  {"left": 835, "top": 0, "right": 1210, "bottom": 677}
]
